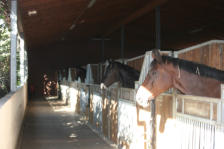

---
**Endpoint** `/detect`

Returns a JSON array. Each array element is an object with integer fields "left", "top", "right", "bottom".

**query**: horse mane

[
  {"left": 112, "top": 61, "right": 140, "bottom": 80},
  {"left": 160, "top": 56, "right": 224, "bottom": 82}
]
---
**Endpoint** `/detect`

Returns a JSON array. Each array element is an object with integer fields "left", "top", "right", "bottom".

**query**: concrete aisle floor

[{"left": 20, "top": 98, "right": 116, "bottom": 149}]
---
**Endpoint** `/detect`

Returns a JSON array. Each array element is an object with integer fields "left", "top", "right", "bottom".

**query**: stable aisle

[{"left": 20, "top": 98, "right": 115, "bottom": 149}]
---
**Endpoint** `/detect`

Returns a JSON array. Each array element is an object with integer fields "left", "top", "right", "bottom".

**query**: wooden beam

[{"left": 103, "top": 0, "right": 167, "bottom": 37}]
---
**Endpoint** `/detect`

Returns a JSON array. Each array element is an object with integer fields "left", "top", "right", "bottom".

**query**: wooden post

[
  {"left": 150, "top": 6, "right": 161, "bottom": 149},
  {"left": 121, "top": 25, "right": 125, "bottom": 64},
  {"left": 221, "top": 84, "right": 224, "bottom": 122},
  {"left": 155, "top": 6, "right": 161, "bottom": 49},
  {"left": 10, "top": 0, "right": 18, "bottom": 92}
]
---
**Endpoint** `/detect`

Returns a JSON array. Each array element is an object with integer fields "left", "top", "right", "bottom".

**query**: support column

[
  {"left": 100, "top": 39, "right": 105, "bottom": 82},
  {"left": 221, "top": 84, "right": 224, "bottom": 122},
  {"left": 101, "top": 38, "right": 105, "bottom": 63},
  {"left": 155, "top": 6, "right": 161, "bottom": 49},
  {"left": 10, "top": 0, "right": 18, "bottom": 92},
  {"left": 150, "top": 6, "right": 161, "bottom": 149},
  {"left": 121, "top": 25, "right": 125, "bottom": 63},
  {"left": 19, "top": 33, "right": 25, "bottom": 86},
  {"left": 24, "top": 43, "right": 28, "bottom": 81}
]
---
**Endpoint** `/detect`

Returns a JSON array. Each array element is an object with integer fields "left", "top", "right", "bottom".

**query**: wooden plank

[
  {"left": 110, "top": 99, "right": 118, "bottom": 143},
  {"left": 209, "top": 43, "right": 221, "bottom": 69},
  {"left": 221, "top": 44, "right": 224, "bottom": 70},
  {"left": 89, "top": 90, "right": 94, "bottom": 124},
  {"left": 127, "top": 56, "right": 144, "bottom": 72},
  {"left": 110, "top": 88, "right": 118, "bottom": 143},
  {"left": 213, "top": 103, "right": 217, "bottom": 121},
  {"left": 177, "top": 40, "right": 224, "bottom": 72},
  {"left": 102, "top": 93, "right": 109, "bottom": 138},
  {"left": 176, "top": 94, "right": 220, "bottom": 103},
  {"left": 156, "top": 95, "right": 173, "bottom": 133},
  {"left": 176, "top": 40, "right": 224, "bottom": 54},
  {"left": 200, "top": 45, "right": 209, "bottom": 66}
]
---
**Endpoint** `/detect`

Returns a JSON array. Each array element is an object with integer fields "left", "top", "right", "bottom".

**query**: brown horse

[{"left": 136, "top": 50, "right": 224, "bottom": 107}]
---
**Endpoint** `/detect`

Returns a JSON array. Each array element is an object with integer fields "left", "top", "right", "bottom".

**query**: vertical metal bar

[
  {"left": 221, "top": 84, "right": 224, "bottom": 122},
  {"left": 24, "top": 44, "right": 28, "bottom": 81},
  {"left": 155, "top": 6, "right": 161, "bottom": 49},
  {"left": 19, "top": 33, "right": 25, "bottom": 86},
  {"left": 121, "top": 25, "right": 125, "bottom": 63},
  {"left": 101, "top": 38, "right": 105, "bottom": 62},
  {"left": 10, "top": 0, "right": 18, "bottom": 92},
  {"left": 100, "top": 39, "right": 105, "bottom": 83}
]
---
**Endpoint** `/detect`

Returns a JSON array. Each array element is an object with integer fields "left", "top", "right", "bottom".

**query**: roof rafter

[{"left": 103, "top": 0, "right": 168, "bottom": 37}]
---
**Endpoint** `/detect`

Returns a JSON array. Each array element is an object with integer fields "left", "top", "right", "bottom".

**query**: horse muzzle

[
  {"left": 100, "top": 83, "right": 108, "bottom": 90},
  {"left": 136, "top": 86, "right": 154, "bottom": 107}
]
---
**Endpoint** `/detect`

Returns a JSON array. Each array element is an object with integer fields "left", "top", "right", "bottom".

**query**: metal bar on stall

[
  {"left": 10, "top": 0, "right": 18, "bottom": 91},
  {"left": 121, "top": 25, "right": 125, "bottom": 64}
]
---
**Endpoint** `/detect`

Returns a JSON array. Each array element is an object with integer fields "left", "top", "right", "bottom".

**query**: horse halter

[{"left": 196, "top": 67, "right": 200, "bottom": 76}]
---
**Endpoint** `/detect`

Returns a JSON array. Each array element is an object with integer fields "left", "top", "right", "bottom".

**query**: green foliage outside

[{"left": 0, "top": 3, "right": 10, "bottom": 97}]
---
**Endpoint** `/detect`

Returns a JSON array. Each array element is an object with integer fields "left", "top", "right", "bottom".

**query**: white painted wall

[{"left": 0, "top": 84, "right": 28, "bottom": 149}]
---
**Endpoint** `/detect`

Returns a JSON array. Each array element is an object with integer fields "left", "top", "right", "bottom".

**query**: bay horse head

[
  {"left": 136, "top": 50, "right": 224, "bottom": 107},
  {"left": 101, "top": 60, "right": 120, "bottom": 89},
  {"left": 101, "top": 60, "right": 140, "bottom": 89},
  {"left": 71, "top": 67, "right": 86, "bottom": 82}
]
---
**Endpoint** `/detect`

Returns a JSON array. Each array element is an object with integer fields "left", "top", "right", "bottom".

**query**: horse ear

[{"left": 152, "top": 49, "right": 162, "bottom": 63}]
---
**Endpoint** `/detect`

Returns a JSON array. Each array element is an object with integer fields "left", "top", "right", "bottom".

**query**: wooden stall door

[
  {"left": 155, "top": 95, "right": 174, "bottom": 149},
  {"left": 178, "top": 41, "right": 224, "bottom": 71},
  {"left": 102, "top": 90, "right": 109, "bottom": 138},
  {"left": 110, "top": 88, "right": 118, "bottom": 143}
]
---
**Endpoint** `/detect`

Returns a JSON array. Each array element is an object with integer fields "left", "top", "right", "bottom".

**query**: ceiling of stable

[{"left": 18, "top": 0, "right": 224, "bottom": 68}]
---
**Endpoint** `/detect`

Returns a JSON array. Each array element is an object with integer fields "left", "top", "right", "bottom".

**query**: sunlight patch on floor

[{"left": 46, "top": 98, "right": 75, "bottom": 112}]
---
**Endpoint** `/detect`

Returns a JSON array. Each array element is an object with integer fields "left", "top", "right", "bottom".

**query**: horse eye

[{"left": 152, "top": 71, "right": 157, "bottom": 75}]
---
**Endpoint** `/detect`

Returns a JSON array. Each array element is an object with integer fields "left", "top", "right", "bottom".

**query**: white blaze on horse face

[
  {"left": 136, "top": 86, "right": 154, "bottom": 107},
  {"left": 100, "top": 83, "right": 107, "bottom": 90}
]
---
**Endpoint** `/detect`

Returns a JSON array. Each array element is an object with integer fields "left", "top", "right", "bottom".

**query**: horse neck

[
  {"left": 119, "top": 68, "right": 136, "bottom": 88},
  {"left": 173, "top": 68, "right": 221, "bottom": 98},
  {"left": 103, "top": 66, "right": 120, "bottom": 87}
]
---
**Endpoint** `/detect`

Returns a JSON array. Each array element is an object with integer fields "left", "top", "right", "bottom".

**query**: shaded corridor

[{"left": 19, "top": 98, "right": 116, "bottom": 149}]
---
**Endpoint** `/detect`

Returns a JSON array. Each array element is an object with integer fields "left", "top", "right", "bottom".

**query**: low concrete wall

[{"left": 0, "top": 84, "right": 28, "bottom": 149}]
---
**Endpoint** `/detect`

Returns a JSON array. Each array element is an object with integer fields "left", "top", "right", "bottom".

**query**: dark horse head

[
  {"left": 136, "top": 50, "right": 224, "bottom": 107},
  {"left": 101, "top": 60, "right": 140, "bottom": 89},
  {"left": 71, "top": 67, "right": 86, "bottom": 82}
]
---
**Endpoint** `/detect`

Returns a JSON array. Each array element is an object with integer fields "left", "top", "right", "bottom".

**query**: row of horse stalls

[{"left": 59, "top": 40, "right": 224, "bottom": 149}]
